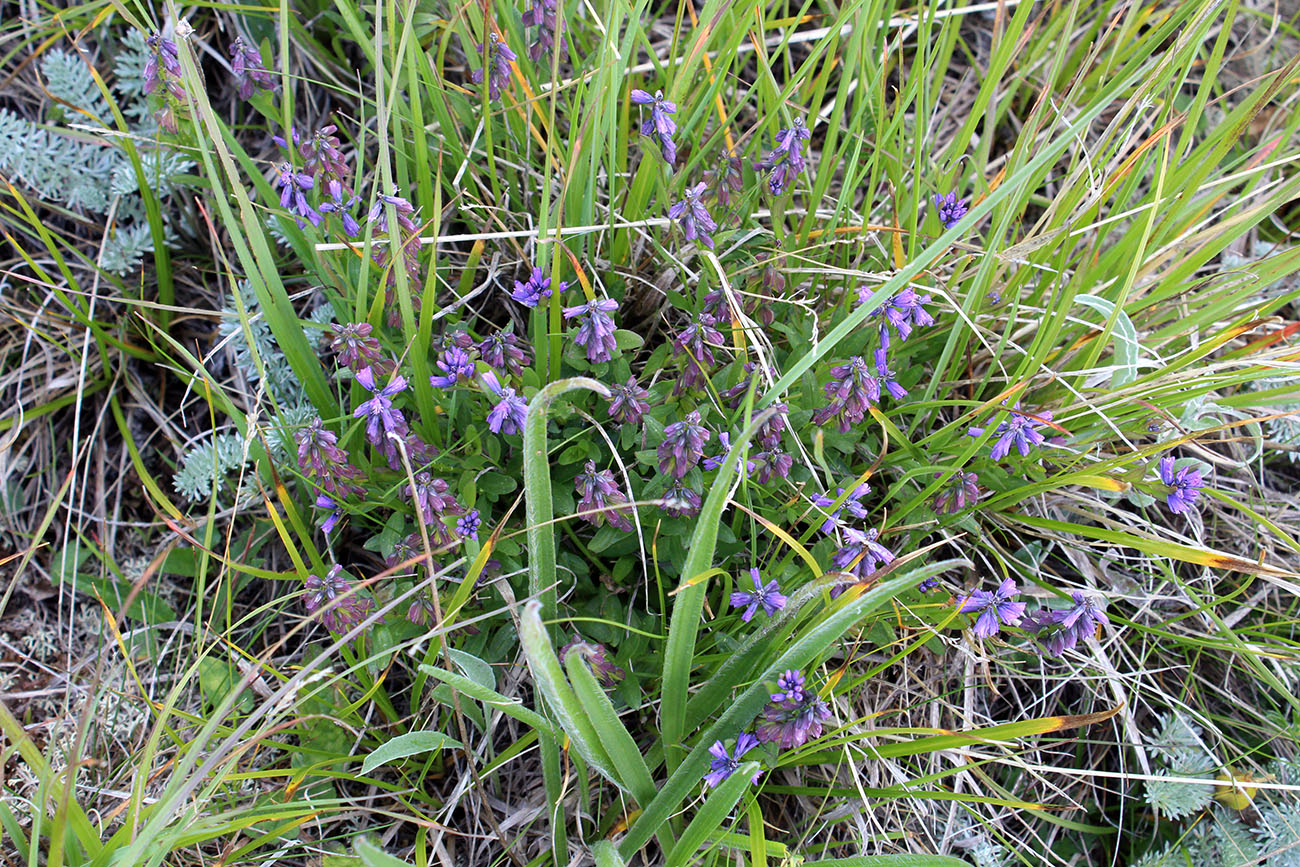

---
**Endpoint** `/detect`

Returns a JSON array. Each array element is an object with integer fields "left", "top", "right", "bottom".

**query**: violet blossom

[
  {"left": 229, "top": 36, "right": 274, "bottom": 99},
  {"left": 630, "top": 88, "right": 677, "bottom": 165},
  {"left": 480, "top": 371, "right": 528, "bottom": 435},
  {"left": 811, "top": 484, "right": 871, "bottom": 535},
  {"left": 831, "top": 527, "right": 895, "bottom": 582},
  {"left": 429, "top": 346, "right": 477, "bottom": 389},
  {"left": 563, "top": 297, "right": 619, "bottom": 363},
  {"left": 811, "top": 356, "right": 880, "bottom": 433},
  {"left": 511, "top": 266, "right": 560, "bottom": 307},
  {"left": 968, "top": 402, "right": 1054, "bottom": 461},
  {"left": 607, "top": 376, "right": 651, "bottom": 426},
  {"left": 1022, "top": 592, "right": 1109, "bottom": 655},
  {"left": 865, "top": 287, "right": 934, "bottom": 347},
  {"left": 329, "top": 323, "right": 391, "bottom": 374},
  {"left": 703, "top": 432, "right": 757, "bottom": 475},
  {"left": 405, "top": 473, "right": 466, "bottom": 546},
  {"left": 457, "top": 509, "right": 482, "bottom": 541},
  {"left": 956, "top": 577, "right": 1026, "bottom": 638},
  {"left": 729, "top": 569, "right": 787, "bottom": 622},
  {"left": 934, "top": 192, "right": 969, "bottom": 229},
  {"left": 755, "top": 116, "right": 811, "bottom": 195},
  {"left": 668, "top": 182, "right": 718, "bottom": 249},
  {"left": 658, "top": 410, "right": 711, "bottom": 478},
  {"left": 478, "top": 329, "right": 531, "bottom": 378},
  {"left": 931, "top": 471, "right": 980, "bottom": 514},
  {"left": 1158, "top": 456, "right": 1205, "bottom": 514},
  {"left": 471, "top": 33, "right": 516, "bottom": 101},
  {"left": 296, "top": 417, "right": 365, "bottom": 497},
  {"left": 751, "top": 448, "right": 793, "bottom": 483},
  {"left": 315, "top": 493, "right": 343, "bottom": 533},
  {"left": 144, "top": 32, "right": 184, "bottom": 99},
  {"left": 574, "top": 460, "right": 634, "bottom": 531},
  {"left": 756, "top": 671, "right": 832, "bottom": 749},
  {"left": 303, "top": 565, "right": 376, "bottom": 633},
  {"left": 703, "top": 734, "right": 763, "bottom": 788},
  {"left": 522, "top": 0, "right": 566, "bottom": 60},
  {"left": 673, "top": 313, "right": 725, "bottom": 392},
  {"left": 273, "top": 161, "right": 321, "bottom": 227},
  {"left": 661, "top": 481, "right": 702, "bottom": 518},
  {"left": 353, "top": 367, "right": 409, "bottom": 468}
]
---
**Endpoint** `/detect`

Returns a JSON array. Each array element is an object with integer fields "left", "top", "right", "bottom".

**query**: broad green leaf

[{"left": 360, "top": 731, "right": 464, "bottom": 775}]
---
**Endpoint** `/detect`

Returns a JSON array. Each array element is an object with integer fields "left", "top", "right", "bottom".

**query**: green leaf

[
  {"left": 664, "top": 761, "right": 758, "bottom": 867},
  {"left": 418, "top": 664, "right": 559, "bottom": 738},
  {"left": 592, "top": 841, "right": 625, "bottom": 867},
  {"left": 354, "top": 836, "right": 414, "bottom": 867},
  {"left": 1076, "top": 294, "right": 1141, "bottom": 386},
  {"left": 614, "top": 329, "right": 645, "bottom": 350},
  {"left": 477, "top": 471, "right": 518, "bottom": 495},
  {"left": 360, "top": 732, "right": 464, "bottom": 775}
]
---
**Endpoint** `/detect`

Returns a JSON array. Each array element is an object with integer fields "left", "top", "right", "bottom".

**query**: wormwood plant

[{"left": 4, "top": 0, "right": 1300, "bottom": 865}]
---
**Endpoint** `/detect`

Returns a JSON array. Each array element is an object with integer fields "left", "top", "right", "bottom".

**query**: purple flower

[
  {"left": 329, "top": 323, "right": 391, "bottom": 374},
  {"left": 1022, "top": 592, "right": 1108, "bottom": 655},
  {"left": 934, "top": 192, "right": 969, "bottom": 229},
  {"left": 457, "top": 509, "right": 482, "bottom": 541},
  {"left": 273, "top": 161, "right": 321, "bottom": 227},
  {"left": 968, "top": 403, "right": 1054, "bottom": 461},
  {"left": 757, "top": 404, "right": 788, "bottom": 450},
  {"left": 703, "top": 733, "right": 762, "bottom": 788},
  {"left": 303, "top": 565, "right": 377, "bottom": 633},
  {"left": 607, "top": 376, "right": 651, "bottom": 426},
  {"left": 229, "top": 36, "right": 274, "bottom": 100},
  {"left": 318, "top": 196, "right": 362, "bottom": 237},
  {"left": 751, "top": 448, "right": 793, "bottom": 483},
  {"left": 429, "top": 346, "right": 477, "bottom": 389},
  {"left": 661, "top": 481, "right": 702, "bottom": 518},
  {"left": 811, "top": 356, "right": 879, "bottom": 433},
  {"left": 874, "top": 347, "right": 907, "bottom": 400},
  {"left": 296, "top": 418, "right": 365, "bottom": 497},
  {"left": 729, "top": 568, "right": 787, "bottom": 622},
  {"left": 1158, "top": 456, "right": 1205, "bottom": 514},
  {"left": 811, "top": 484, "right": 871, "bottom": 535},
  {"left": 478, "top": 329, "right": 531, "bottom": 377},
  {"left": 471, "top": 33, "right": 516, "bottom": 100},
  {"left": 756, "top": 680, "right": 832, "bottom": 750},
  {"left": 367, "top": 192, "right": 424, "bottom": 320},
  {"left": 705, "top": 149, "right": 745, "bottom": 208},
  {"left": 831, "top": 527, "right": 895, "bottom": 582},
  {"left": 144, "top": 33, "right": 183, "bottom": 99},
  {"left": 703, "top": 432, "right": 757, "bottom": 475},
  {"left": 658, "top": 410, "right": 711, "bottom": 478},
  {"left": 406, "top": 595, "right": 436, "bottom": 626},
  {"left": 668, "top": 182, "right": 718, "bottom": 249},
  {"left": 405, "top": 473, "right": 466, "bottom": 545},
  {"left": 931, "top": 471, "right": 980, "bottom": 514},
  {"left": 956, "top": 577, "right": 1027, "bottom": 638},
  {"left": 673, "top": 313, "right": 725, "bottom": 392},
  {"left": 353, "top": 367, "right": 410, "bottom": 467},
  {"left": 563, "top": 298, "right": 619, "bottom": 363},
  {"left": 574, "top": 460, "right": 634, "bottom": 531},
  {"left": 918, "top": 577, "right": 940, "bottom": 592},
  {"left": 558, "top": 635, "right": 625, "bottom": 686},
  {"left": 298, "top": 125, "right": 351, "bottom": 184},
  {"left": 522, "top": 0, "right": 567, "bottom": 60},
  {"left": 755, "top": 117, "right": 811, "bottom": 194},
  {"left": 770, "top": 670, "right": 807, "bottom": 704},
  {"left": 482, "top": 372, "right": 528, "bottom": 436},
  {"left": 315, "top": 493, "right": 343, "bottom": 533},
  {"left": 511, "top": 266, "right": 561, "bottom": 307},
  {"left": 630, "top": 89, "right": 678, "bottom": 165},
  {"left": 866, "top": 287, "right": 934, "bottom": 346}
]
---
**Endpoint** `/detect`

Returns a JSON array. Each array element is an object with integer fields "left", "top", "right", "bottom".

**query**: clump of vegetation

[{"left": 2, "top": 1, "right": 1299, "bottom": 865}]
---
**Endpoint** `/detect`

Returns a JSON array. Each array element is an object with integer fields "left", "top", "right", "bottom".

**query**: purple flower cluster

[
  {"left": 755, "top": 117, "right": 811, "bottom": 194},
  {"left": 367, "top": 192, "right": 425, "bottom": 322},
  {"left": 672, "top": 313, "right": 725, "bottom": 392},
  {"left": 866, "top": 287, "right": 935, "bottom": 348},
  {"left": 668, "top": 182, "right": 718, "bottom": 249},
  {"left": 478, "top": 329, "right": 531, "bottom": 377},
  {"left": 482, "top": 371, "right": 529, "bottom": 435},
  {"left": 558, "top": 635, "right": 625, "bottom": 686},
  {"left": 471, "top": 33, "right": 516, "bottom": 101},
  {"left": 303, "top": 565, "right": 377, "bottom": 632},
  {"left": 1022, "top": 592, "right": 1108, "bottom": 655},
  {"left": 704, "top": 734, "right": 762, "bottom": 788},
  {"left": 406, "top": 472, "right": 467, "bottom": 546},
  {"left": 607, "top": 376, "right": 651, "bottom": 426},
  {"left": 931, "top": 471, "right": 980, "bottom": 514},
  {"left": 968, "top": 402, "right": 1054, "bottom": 461},
  {"left": 956, "top": 577, "right": 1026, "bottom": 638},
  {"left": 273, "top": 162, "right": 320, "bottom": 228},
  {"left": 429, "top": 346, "right": 477, "bottom": 389},
  {"left": 329, "top": 323, "right": 392, "bottom": 375},
  {"left": 574, "top": 460, "right": 634, "bottom": 531},
  {"left": 1158, "top": 456, "right": 1205, "bottom": 514},
  {"left": 522, "top": 0, "right": 566, "bottom": 61},
  {"left": 756, "top": 668, "right": 832, "bottom": 749},
  {"left": 353, "top": 366, "right": 410, "bottom": 468},
  {"left": 630, "top": 89, "right": 677, "bottom": 165},
  {"left": 658, "top": 411, "right": 711, "bottom": 478},
  {"left": 512, "top": 266, "right": 562, "bottom": 307},
  {"left": 661, "top": 481, "right": 702, "bottom": 518},
  {"left": 563, "top": 298, "right": 620, "bottom": 363},
  {"left": 296, "top": 418, "right": 366, "bottom": 498},
  {"left": 229, "top": 36, "right": 274, "bottom": 100},
  {"left": 830, "top": 527, "right": 896, "bottom": 586},
  {"left": 934, "top": 192, "right": 969, "bottom": 229},
  {"left": 729, "top": 569, "right": 787, "bottom": 622},
  {"left": 274, "top": 125, "right": 361, "bottom": 237},
  {"left": 812, "top": 355, "right": 879, "bottom": 433},
  {"left": 812, "top": 484, "right": 871, "bottom": 535}
]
